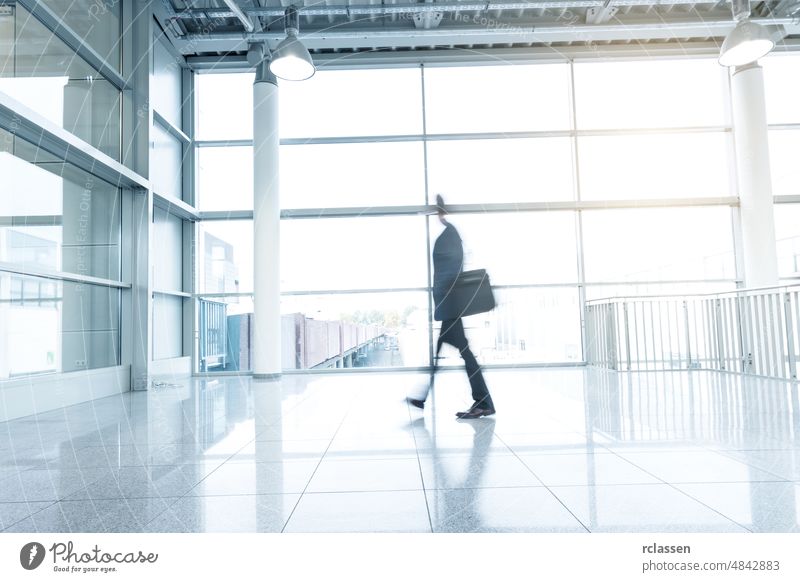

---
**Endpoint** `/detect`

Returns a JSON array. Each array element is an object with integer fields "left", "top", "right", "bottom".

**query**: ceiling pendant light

[
  {"left": 719, "top": 0, "right": 775, "bottom": 67},
  {"left": 269, "top": 6, "right": 316, "bottom": 81}
]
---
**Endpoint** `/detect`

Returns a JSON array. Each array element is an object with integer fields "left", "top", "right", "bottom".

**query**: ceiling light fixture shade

[
  {"left": 718, "top": 19, "right": 775, "bottom": 67},
  {"left": 269, "top": 6, "right": 316, "bottom": 81},
  {"left": 719, "top": 0, "right": 774, "bottom": 67}
]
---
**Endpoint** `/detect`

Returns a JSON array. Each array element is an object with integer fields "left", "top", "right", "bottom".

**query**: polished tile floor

[{"left": 1, "top": 367, "right": 799, "bottom": 533}]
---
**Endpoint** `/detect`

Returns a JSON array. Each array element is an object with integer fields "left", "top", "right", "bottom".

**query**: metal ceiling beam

[
  {"left": 177, "top": 17, "right": 796, "bottom": 53},
  {"left": 222, "top": 0, "right": 255, "bottom": 32},
  {"left": 172, "top": 0, "right": 723, "bottom": 19},
  {"left": 185, "top": 39, "right": 800, "bottom": 70}
]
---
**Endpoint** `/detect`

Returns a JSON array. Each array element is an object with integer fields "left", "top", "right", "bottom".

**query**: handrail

[
  {"left": 586, "top": 280, "right": 800, "bottom": 305},
  {"left": 585, "top": 283, "right": 800, "bottom": 382}
]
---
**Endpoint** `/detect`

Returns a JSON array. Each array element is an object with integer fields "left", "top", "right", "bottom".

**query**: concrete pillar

[
  {"left": 253, "top": 63, "right": 282, "bottom": 378},
  {"left": 730, "top": 63, "right": 779, "bottom": 288}
]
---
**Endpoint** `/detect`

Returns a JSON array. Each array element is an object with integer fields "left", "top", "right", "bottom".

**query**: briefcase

[{"left": 434, "top": 269, "right": 496, "bottom": 321}]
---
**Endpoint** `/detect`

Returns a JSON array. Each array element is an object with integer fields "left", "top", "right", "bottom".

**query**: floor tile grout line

[
  {"left": 0, "top": 499, "right": 60, "bottom": 533},
  {"left": 406, "top": 403, "right": 434, "bottom": 534},
  {"left": 494, "top": 432, "right": 592, "bottom": 533},
  {"left": 136, "top": 382, "right": 330, "bottom": 533},
  {"left": 600, "top": 447, "right": 755, "bottom": 532},
  {"left": 279, "top": 389, "right": 362, "bottom": 534}
]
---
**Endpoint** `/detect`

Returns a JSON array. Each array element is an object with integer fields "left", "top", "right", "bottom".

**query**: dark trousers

[{"left": 432, "top": 318, "right": 494, "bottom": 410}]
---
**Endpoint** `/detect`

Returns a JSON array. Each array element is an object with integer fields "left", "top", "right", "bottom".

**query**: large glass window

[
  {"left": 423, "top": 64, "right": 571, "bottom": 133},
  {"left": 197, "top": 146, "right": 253, "bottom": 211},
  {"left": 574, "top": 59, "right": 727, "bottom": 129},
  {"left": 0, "top": 273, "right": 121, "bottom": 379},
  {"left": 0, "top": 129, "right": 122, "bottom": 281},
  {"left": 281, "top": 291, "right": 430, "bottom": 369},
  {"left": 581, "top": 207, "right": 736, "bottom": 282},
  {"left": 282, "top": 142, "right": 426, "bottom": 209},
  {"left": 433, "top": 212, "right": 579, "bottom": 285},
  {"left": 426, "top": 138, "right": 574, "bottom": 204},
  {"left": 577, "top": 133, "right": 731, "bottom": 200},
  {"left": 769, "top": 129, "right": 800, "bottom": 196},
  {"left": 762, "top": 54, "right": 800, "bottom": 126},
  {"left": 196, "top": 73, "right": 255, "bottom": 141},
  {"left": 774, "top": 204, "right": 800, "bottom": 279},
  {"left": 281, "top": 69, "right": 423, "bottom": 138},
  {"left": 0, "top": 5, "right": 121, "bottom": 161},
  {"left": 281, "top": 217, "right": 428, "bottom": 291},
  {"left": 453, "top": 287, "right": 582, "bottom": 365},
  {"left": 198, "top": 220, "right": 253, "bottom": 294},
  {"left": 194, "top": 58, "right": 741, "bottom": 372}
]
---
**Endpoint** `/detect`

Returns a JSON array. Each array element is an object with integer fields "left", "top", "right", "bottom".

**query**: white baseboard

[{"left": 0, "top": 366, "right": 130, "bottom": 423}]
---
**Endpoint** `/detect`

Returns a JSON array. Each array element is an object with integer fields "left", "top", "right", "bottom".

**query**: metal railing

[
  {"left": 585, "top": 284, "right": 800, "bottom": 381},
  {"left": 199, "top": 299, "right": 228, "bottom": 372}
]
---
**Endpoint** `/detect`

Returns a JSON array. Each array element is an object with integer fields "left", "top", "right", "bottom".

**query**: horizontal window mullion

[
  {"left": 154, "top": 289, "right": 191, "bottom": 298},
  {"left": 197, "top": 198, "right": 741, "bottom": 222},
  {"left": 0, "top": 262, "right": 130, "bottom": 289},
  {"left": 193, "top": 126, "right": 732, "bottom": 148}
]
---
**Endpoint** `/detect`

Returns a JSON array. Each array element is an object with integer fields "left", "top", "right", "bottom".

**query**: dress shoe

[
  {"left": 455, "top": 406, "right": 495, "bottom": 419},
  {"left": 407, "top": 397, "right": 425, "bottom": 410}
]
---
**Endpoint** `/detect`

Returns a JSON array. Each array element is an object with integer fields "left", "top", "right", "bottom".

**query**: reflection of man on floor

[{"left": 411, "top": 416, "right": 496, "bottom": 531}]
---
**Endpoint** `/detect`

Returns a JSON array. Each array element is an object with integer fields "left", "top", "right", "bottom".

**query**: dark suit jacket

[{"left": 432, "top": 222, "right": 464, "bottom": 320}]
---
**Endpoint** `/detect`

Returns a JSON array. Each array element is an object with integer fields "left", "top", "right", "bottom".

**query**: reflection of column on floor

[{"left": 254, "top": 376, "right": 285, "bottom": 531}]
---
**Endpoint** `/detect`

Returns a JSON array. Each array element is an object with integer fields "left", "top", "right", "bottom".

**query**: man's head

[{"left": 436, "top": 194, "right": 447, "bottom": 224}]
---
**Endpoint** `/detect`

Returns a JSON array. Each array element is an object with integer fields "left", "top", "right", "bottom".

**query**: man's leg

[
  {"left": 447, "top": 319, "right": 494, "bottom": 411},
  {"left": 407, "top": 324, "right": 447, "bottom": 409}
]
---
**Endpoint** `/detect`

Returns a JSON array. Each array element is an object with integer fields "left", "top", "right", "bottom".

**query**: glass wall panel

[
  {"left": 578, "top": 133, "right": 731, "bottom": 200},
  {"left": 581, "top": 207, "right": 735, "bottom": 282},
  {"left": 281, "top": 217, "right": 428, "bottom": 291},
  {"left": 280, "top": 68, "right": 423, "bottom": 138},
  {"left": 426, "top": 138, "right": 574, "bottom": 204},
  {"left": 0, "top": 273, "right": 120, "bottom": 378},
  {"left": 0, "top": 129, "right": 121, "bottom": 281},
  {"left": 424, "top": 64, "right": 571, "bottom": 134},
  {"left": 574, "top": 59, "right": 726, "bottom": 129},
  {"left": 431, "top": 212, "right": 578, "bottom": 285},
  {"left": 38, "top": 0, "right": 122, "bottom": 68},
  {"left": 762, "top": 54, "right": 800, "bottom": 125},
  {"left": 153, "top": 37, "right": 182, "bottom": 129},
  {"left": 153, "top": 208, "right": 183, "bottom": 292},
  {"left": 153, "top": 294, "right": 183, "bottom": 360},
  {"left": 0, "top": 5, "right": 121, "bottom": 160},
  {"left": 281, "top": 291, "right": 430, "bottom": 369},
  {"left": 769, "top": 129, "right": 800, "bottom": 196},
  {"left": 774, "top": 204, "right": 800, "bottom": 279},
  {"left": 196, "top": 73, "right": 254, "bottom": 141},
  {"left": 282, "top": 142, "right": 426, "bottom": 208},
  {"left": 198, "top": 220, "right": 253, "bottom": 294},
  {"left": 197, "top": 146, "right": 253, "bottom": 211},
  {"left": 438, "top": 286, "right": 582, "bottom": 365},
  {"left": 151, "top": 122, "right": 183, "bottom": 200}
]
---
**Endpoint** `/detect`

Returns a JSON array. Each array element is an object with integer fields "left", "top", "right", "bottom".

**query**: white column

[
  {"left": 253, "top": 63, "right": 282, "bottom": 377},
  {"left": 730, "top": 63, "right": 779, "bottom": 288}
]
